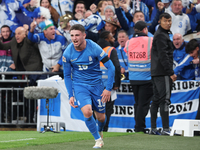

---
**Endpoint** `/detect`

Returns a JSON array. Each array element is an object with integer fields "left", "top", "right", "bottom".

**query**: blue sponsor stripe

[
  {"left": 109, "top": 111, "right": 197, "bottom": 129},
  {"left": 40, "top": 93, "right": 61, "bottom": 116},
  {"left": 114, "top": 95, "right": 135, "bottom": 105},
  {"left": 171, "top": 89, "right": 200, "bottom": 103}
]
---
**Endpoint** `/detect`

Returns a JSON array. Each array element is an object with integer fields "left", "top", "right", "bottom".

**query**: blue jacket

[
  {"left": 173, "top": 42, "right": 195, "bottom": 80},
  {"left": 115, "top": 45, "right": 128, "bottom": 79}
]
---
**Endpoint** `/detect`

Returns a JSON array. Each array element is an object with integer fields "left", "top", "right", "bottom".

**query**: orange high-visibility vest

[{"left": 100, "top": 46, "right": 114, "bottom": 79}]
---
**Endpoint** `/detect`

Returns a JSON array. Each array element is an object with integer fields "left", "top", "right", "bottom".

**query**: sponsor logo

[
  {"left": 62, "top": 56, "right": 66, "bottom": 62},
  {"left": 100, "top": 51, "right": 105, "bottom": 57},
  {"left": 99, "top": 108, "right": 105, "bottom": 111},
  {"left": 89, "top": 56, "right": 92, "bottom": 61},
  {"left": 70, "top": 58, "right": 77, "bottom": 62}
]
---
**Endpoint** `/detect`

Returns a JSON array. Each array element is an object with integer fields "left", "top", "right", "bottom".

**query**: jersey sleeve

[
  {"left": 62, "top": 50, "right": 74, "bottom": 99},
  {"left": 28, "top": 32, "right": 41, "bottom": 43},
  {"left": 58, "top": 36, "right": 68, "bottom": 66}
]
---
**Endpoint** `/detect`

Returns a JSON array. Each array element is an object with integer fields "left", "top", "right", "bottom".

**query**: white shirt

[{"left": 167, "top": 10, "right": 191, "bottom": 35}]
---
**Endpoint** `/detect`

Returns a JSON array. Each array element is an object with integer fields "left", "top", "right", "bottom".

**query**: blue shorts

[{"left": 74, "top": 83, "right": 105, "bottom": 113}]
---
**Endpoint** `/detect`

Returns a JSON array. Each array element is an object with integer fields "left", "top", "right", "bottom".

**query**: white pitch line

[{"left": 0, "top": 138, "right": 36, "bottom": 143}]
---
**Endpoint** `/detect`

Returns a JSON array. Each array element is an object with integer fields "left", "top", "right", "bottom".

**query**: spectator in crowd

[
  {"left": 96, "top": 0, "right": 108, "bottom": 19},
  {"left": 51, "top": 0, "right": 74, "bottom": 16},
  {"left": 185, "top": 39, "right": 200, "bottom": 135},
  {"left": 124, "top": 21, "right": 153, "bottom": 133},
  {"left": 0, "top": 25, "right": 15, "bottom": 123},
  {"left": 107, "top": 0, "right": 114, "bottom": 6},
  {"left": 162, "top": 0, "right": 172, "bottom": 12},
  {"left": 128, "top": 0, "right": 150, "bottom": 22},
  {"left": 173, "top": 33, "right": 195, "bottom": 80},
  {"left": 166, "top": 0, "right": 192, "bottom": 35},
  {"left": 40, "top": 0, "right": 60, "bottom": 27},
  {"left": 58, "top": 11, "right": 73, "bottom": 44},
  {"left": 121, "top": 1, "right": 165, "bottom": 37},
  {"left": 73, "top": 1, "right": 86, "bottom": 21},
  {"left": 73, "top": 0, "right": 100, "bottom": 12},
  {"left": 28, "top": 19, "right": 67, "bottom": 72},
  {"left": 104, "top": 16, "right": 120, "bottom": 47},
  {"left": 24, "top": 0, "right": 38, "bottom": 12},
  {"left": 0, "top": 26, "right": 42, "bottom": 72},
  {"left": 104, "top": 5, "right": 115, "bottom": 20},
  {"left": 15, "top": 6, "right": 51, "bottom": 33},
  {"left": 0, "top": 25, "right": 15, "bottom": 73},
  {"left": 97, "top": 30, "right": 121, "bottom": 132},
  {"left": 150, "top": 13, "right": 177, "bottom": 135},
  {"left": 115, "top": 30, "right": 129, "bottom": 80},
  {"left": 80, "top": 10, "right": 105, "bottom": 34},
  {"left": 63, "top": 24, "right": 115, "bottom": 148}
]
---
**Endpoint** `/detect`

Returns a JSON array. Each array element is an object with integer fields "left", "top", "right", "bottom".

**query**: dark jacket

[
  {"left": 97, "top": 38, "right": 121, "bottom": 88},
  {"left": 151, "top": 26, "right": 174, "bottom": 76},
  {"left": 0, "top": 37, "right": 43, "bottom": 71}
]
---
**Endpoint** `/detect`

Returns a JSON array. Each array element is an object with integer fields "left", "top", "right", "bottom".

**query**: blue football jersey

[{"left": 63, "top": 39, "right": 107, "bottom": 86}]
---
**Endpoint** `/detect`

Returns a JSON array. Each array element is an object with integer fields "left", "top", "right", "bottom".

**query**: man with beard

[
  {"left": 97, "top": 30, "right": 121, "bottom": 132},
  {"left": 28, "top": 19, "right": 67, "bottom": 73},
  {"left": 0, "top": 25, "right": 15, "bottom": 73}
]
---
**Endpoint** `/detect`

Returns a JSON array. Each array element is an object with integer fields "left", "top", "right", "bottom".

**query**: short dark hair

[
  {"left": 99, "top": 30, "right": 110, "bottom": 39},
  {"left": 40, "top": 0, "right": 51, "bottom": 5},
  {"left": 185, "top": 39, "right": 199, "bottom": 54},
  {"left": 75, "top": 1, "right": 86, "bottom": 9},
  {"left": 1, "top": 25, "right": 11, "bottom": 31},
  {"left": 69, "top": 24, "right": 85, "bottom": 33},
  {"left": 133, "top": 10, "right": 144, "bottom": 17},
  {"left": 159, "top": 12, "right": 171, "bottom": 20},
  {"left": 117, "top": 30, "right": 128, "bottom": 37}
]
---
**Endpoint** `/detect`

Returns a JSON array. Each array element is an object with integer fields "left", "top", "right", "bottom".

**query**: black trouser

[
  {"left": 132, "top": 82, "right": 153, "bottom": 132},
  {"left": 196, "top": 92, "right": 200, "bottom": 119},
  {"left": 103, "top": 100, "right": 115, "bottom": 132},
  {"left": 150, "top": 76, "right": 172, "bottom": 130}
]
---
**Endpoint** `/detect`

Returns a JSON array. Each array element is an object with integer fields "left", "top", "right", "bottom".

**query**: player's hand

[
  {"left": 101, "top": 89, "right": 111, "bottom": 103},
  {"left": 69, "top": 97, "right": 78, "bottom": 108},
  {"left": 170, "top": 74, "right": 177, "bottom": 82}
]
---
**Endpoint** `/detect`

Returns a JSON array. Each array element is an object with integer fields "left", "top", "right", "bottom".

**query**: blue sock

[
  {"left": 84, "top": 116, "right": 100, "bottom": 140},
  {"left": 96, "top": 116, "right": 107, "bottom": 132}
]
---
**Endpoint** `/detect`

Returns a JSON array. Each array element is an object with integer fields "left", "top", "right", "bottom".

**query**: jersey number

[
  {"left": 97, "top": 99, "right": 105, "bottom": 107},
  {"left": 78, "top": 65, "right": 88, "bottom": 70}
]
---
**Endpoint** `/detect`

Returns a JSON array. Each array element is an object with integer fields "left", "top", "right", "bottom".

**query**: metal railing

[{"left": 0, "top": 71, "right": 62, "bottom": 126}]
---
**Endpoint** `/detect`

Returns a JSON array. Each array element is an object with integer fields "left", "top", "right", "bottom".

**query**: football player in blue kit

[{"left": 62, "top": 24, "right": 115, "bottom": 149}]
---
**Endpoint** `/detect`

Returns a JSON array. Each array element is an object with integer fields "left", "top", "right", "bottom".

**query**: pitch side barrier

[{"left": 0, "top": 71, "right": 62, "bottom": 127}]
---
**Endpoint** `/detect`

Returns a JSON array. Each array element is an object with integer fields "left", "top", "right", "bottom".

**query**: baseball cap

[
  {"left": 134, "top": 21, "right": 147, "bottom": 31},
  {"left": 39, "top": 19, "right": 54, "bottom": 31}
]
